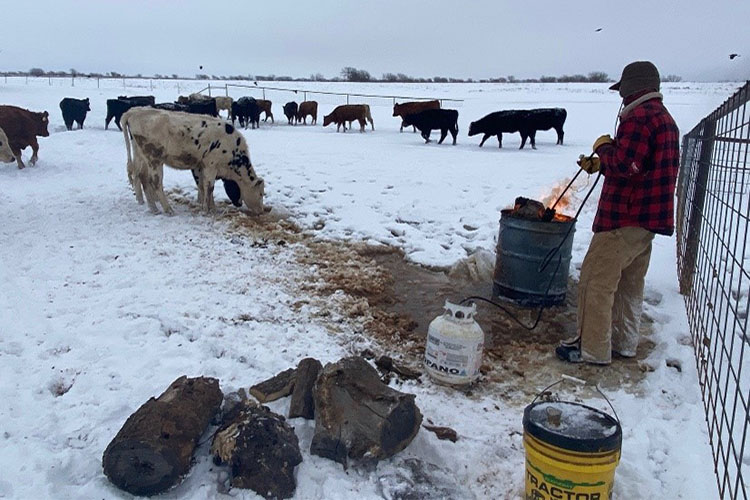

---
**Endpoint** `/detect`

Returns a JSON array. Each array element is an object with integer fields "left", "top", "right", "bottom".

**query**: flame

[{"left": 541, "top": 178, "right": 574, "bottom": 213}]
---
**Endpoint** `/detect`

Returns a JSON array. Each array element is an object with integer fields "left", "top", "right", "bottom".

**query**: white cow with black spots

[
  {"left": 0, "top": 127, "right": 15, "bottom": 163},
  {"left": 121, "top": 107, "right": 265, "bottom": 215}
]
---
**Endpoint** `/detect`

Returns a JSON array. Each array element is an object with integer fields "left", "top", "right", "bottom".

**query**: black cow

[
  {"left": 190, "top": 170, "right": 242, "bottom": 207},
  {"left": 283, "top": 101, "right": 298, "bottom": 125},
  {"left": 59, "top": 97, "right": 90, "bottom": 131},
  {"left": 185, "top": 98, "right": 218, "bottom": 117},
  {"left": 152, "top": 102, "right": 190, "bottom": 112},
  {"left": 468, "top": 110, "right": 530, "bottom": 148},
  {"left": 232, "top": 97, "right": 260, "bottom": 129},
  {"left": 402, "top": 108, "right": 459, "bottom": 145},
  {"left": 105, "top": 95, "right": 155, "bottom": 130},
  {"left": 468, "top": 108, "right": 567, "bottom": 149},
  {"left": 523, "top": 108, "right": 567, "bottom": 148}
]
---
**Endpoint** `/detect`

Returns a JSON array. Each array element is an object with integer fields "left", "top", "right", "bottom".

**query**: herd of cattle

[{"left": 0, "top": 92, "right": 567, "bottom": 212}]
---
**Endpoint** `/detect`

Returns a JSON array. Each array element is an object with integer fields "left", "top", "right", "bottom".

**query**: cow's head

[
  {"left": 322, "top": 114, "right": 333, "bottom": 127},
  {"left": 37, "top": 111, "right": 50, "bottom": 137},
  {"left": 392, "top": 103, "right": 401, "bottom": 117},
  {"left": 0, "top": 127, "right": 15, "bottom": 163},
  {"left": 468, "top": 121, "right": 478, "bottom": 137},
  {"left": 401, "top": 114, "right": 415, "bottom": 128},
  {"left": 83, "top": 98, "right": 91, "bottom": 111},
  {"left": 241, "top": 177, "right": 265, "bottom": 215}
]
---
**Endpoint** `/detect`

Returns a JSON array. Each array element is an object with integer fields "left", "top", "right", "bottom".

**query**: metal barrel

[{"left": 492, "top": 210, "right": 576, "bottom": 306}]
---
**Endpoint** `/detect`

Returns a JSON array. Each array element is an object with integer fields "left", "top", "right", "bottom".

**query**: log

[
  {"left": 310, "top": 356, "right": 422, "bottom": 467},
  {"left": 422, "top": 424, "right": 458, "bottom": 443},
  {"left": 288, "top": 358, "right": 323, "bottom": 419},
  {"left": 212, "top": 400, "right": 302, "bottom": 499},
  {"left": 249, "top": 368, "right": 296, "bottom": 403},
  {"left": 375, "top": 355, "right": 422, "bottom": 380},
  {"left": 102, "top": 376, "right": 223, "bottom": 496}
]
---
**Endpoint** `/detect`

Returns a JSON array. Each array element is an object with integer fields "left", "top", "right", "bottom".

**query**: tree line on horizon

[{"left": 9, "top": 66, "right": 683, "bottom": 84}]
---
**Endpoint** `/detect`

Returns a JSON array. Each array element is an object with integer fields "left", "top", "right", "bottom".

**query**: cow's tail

[{"left": 121, "top": 112, "right": 134, "bottom": 187}]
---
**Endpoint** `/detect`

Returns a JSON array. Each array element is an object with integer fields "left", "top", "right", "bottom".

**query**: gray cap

[{"left": 609, "top": 61, "right": 660, "bottom": 98}]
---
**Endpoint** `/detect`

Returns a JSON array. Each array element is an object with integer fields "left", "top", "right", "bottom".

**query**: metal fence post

[
  {"left": 679, "top": 118, "right": 716, "bottom": 295},
  {"left": 208, "top": 83, "right": 212, "bottom": 97},
  {"left": 225, "top": 83, "right": 228, "bottom": 96}
]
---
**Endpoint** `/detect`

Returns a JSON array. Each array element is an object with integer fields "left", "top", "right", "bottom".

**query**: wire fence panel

[{"left": 677, "top": 81, "right": 750, "bottom": 500}]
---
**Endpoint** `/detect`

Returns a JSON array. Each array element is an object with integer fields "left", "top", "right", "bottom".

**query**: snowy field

[{"left": 0, "top": 78, "right": 741, "bottom": 499}]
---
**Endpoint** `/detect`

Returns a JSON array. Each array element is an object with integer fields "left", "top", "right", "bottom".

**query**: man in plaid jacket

[{"left": 556, "top": 61, "right": 680, "bottom": 364}]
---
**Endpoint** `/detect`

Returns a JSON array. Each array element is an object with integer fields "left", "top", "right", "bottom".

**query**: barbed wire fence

[{"left": 677, "top": 81, "right": 750, "bottom": 499}]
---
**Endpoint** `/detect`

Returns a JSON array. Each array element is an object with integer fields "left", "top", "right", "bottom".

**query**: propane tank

[{"left": 424, "top": 300, "right": 485, "bottom": 386}]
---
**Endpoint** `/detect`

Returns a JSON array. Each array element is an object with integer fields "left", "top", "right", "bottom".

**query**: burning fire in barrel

[{"left": 492, "top": 197, "right": 576, "bottom": 306}]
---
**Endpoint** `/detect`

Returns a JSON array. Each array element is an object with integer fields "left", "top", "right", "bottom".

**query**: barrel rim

[{"left": 523, "top": 401, "right": 622, "bottom": 453}]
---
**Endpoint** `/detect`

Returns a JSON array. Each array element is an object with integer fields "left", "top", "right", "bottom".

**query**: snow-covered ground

[{"left": 0, "top": 79, "right": 740, "bottom": 499}]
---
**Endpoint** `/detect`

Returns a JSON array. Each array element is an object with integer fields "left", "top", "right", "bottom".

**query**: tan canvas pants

[{"left": 577, "top": 226, "right": 655, "bottom": 364}]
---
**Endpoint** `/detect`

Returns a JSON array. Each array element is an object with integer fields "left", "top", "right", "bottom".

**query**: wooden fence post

[{"left": 679, "top": 117, "right": 716, "bottom": 295}]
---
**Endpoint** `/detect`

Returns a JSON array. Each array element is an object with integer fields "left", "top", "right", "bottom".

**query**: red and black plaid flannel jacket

[{"left": 594, "top": 96, "right": 680, "bottom": 235}]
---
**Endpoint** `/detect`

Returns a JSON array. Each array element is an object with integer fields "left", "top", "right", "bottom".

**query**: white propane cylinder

[{"left": 424, "top": 300, "right": 485, "bottom": 386}]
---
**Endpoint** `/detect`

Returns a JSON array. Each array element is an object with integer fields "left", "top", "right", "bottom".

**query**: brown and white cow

[
  {"left": 0, "top": 106, "right": 49, "bottom": 169},
  {"left": 121, "top": 107, "right": 265, "bottom": 215},
  {"left": 323, "top": 104, "right": 374, "bottom": 132},
  {"left": 0, "top": 127, "right": 15, "bottom": 163},
  {"left": 213, "top": 96, "right": 233, "bottom": 119},
  {"left": 393, "top": 100, "right": 440, "bottom": 132}
]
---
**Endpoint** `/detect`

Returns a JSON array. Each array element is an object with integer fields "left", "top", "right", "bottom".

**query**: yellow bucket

[{"left": 523, "top": 400, "right": 621, "bottom": 500}]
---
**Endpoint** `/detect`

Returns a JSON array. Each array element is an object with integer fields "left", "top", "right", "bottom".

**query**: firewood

[
  {"left": 422, "top": 424, "right": 458, "bottom": 442},
  {"left": 249, "top": 368, "right": 296, "bottom": 403},
  {"left": 212, "top": 401, "right": 302, "bottom": 499},
  {"left": 288, "top": 358, "right": 322, "bottom": 419},
  {"left": 102, "top": 376, "right": 223, "bottom": 496},
  {"left": 375, "top": 355, "right": 422, "bottom": 380},
  {"left": 311, "top": 356, "right": 422, "bottom": 467}
]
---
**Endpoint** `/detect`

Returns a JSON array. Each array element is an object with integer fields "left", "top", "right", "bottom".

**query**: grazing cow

[
  {"left": 402, "top": 108, "right": 458, "bottom": 144},
  {"left": 323, "top": 104, "right": 374, "bottom": 132},
  {"left": 393, "top": 100, "right": 440, "bottom": 132},
  {"left": 152, "top": 102, "right": 190, "bottom": 112},
  {"left": 468, "top": 110, "right": 530, "bottom": 148},
  {"left": 296, "top": 101, "right": 318, "bottom": 125},
  {"left": 0, "top": 127, "right": 16, "bottom": 163},
  {"left": 522, "top": 108, "right": 567, "bottom": 148},
  {"left": 121, "top": 107, "right": 265, "bottom": 214},
  {"left": 232, "top": 97, "right": 261, "bottom": 129},
  {"left": 0, "top": 105, "right": 50, "bottom": 169},
  {"left": 106, "top": 95, "right": 156, "bottom": 130},
  {"left": 185, "top": 98, "right": 218, "bottom": 117},
  {"left": 59, "top": 97, "right": 91, "bottom": 131},
  {"left": 213, "top": 96, "right": 233, "bottom": 119},
  {"left": 283, "top": 102, "right": 298, "bottom": 125},
  {"left": 256, "top": 99, "right": 274, "bottom": 123}
]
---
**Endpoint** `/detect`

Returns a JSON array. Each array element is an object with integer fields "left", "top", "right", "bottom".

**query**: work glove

[
  {"left": 592, "top": 134, "right": 613, "bottom": 153},
  {"left": 577, "top": 154, "right": 600, "bottom": 175}
]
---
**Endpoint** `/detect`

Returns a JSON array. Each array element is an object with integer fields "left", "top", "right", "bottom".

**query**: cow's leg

[
  {"left": 422, "top": 131, "right": 431, "bottom": 143},
  {"left": 11, "top": 147, "right": 25, "bottom": 169},
  {"left": 399, "top": 122, "right": 403, "bottom": 133},
  {"left": 530, "top": 131, "right": 537, "bottom": 150},
  {"left": 479, "top": 134, "right": 490, "bottom": 147},
  {"left": 412, "top": 125, "right": 416, "bottom": 133},
  {"left": 451, "top": 126, "right": 458, "bottom": 145},
  {"left": 519, "top": 133, "right": 527, "bottom": 149},
  {"left": 139, "top": 170, "right": 159, "bottom": 213},
  {"left": 115, "top": 115, "right": 123, "bottom": 131},
  {"left": 359, "top": 118, "right": 366, "bottom": 133},
  {"left": 105, "top": 113, "right": 112, "bottom": 130},
  {"left": 438, "top": 128, "right": 448, "bottom": 144},
  {"left": 151, "top": 165, "right": 174, "bottom": 215},
  {"left": 29, "top": 138, "right": 40, "bottom": 166},
  {"left": 199, "top": 169, "right": 217, "bottom": 212},
  {"left": 557, "top": 128, "right": 564, "bottom": 145},
  {"left": 498, "top": 134, "right": 503, "bottom": 148}
]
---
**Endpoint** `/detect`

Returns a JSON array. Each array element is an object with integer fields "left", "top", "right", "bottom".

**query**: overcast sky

[{"left": 1, "top": 0, "right": 747, "bottom": 81}]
